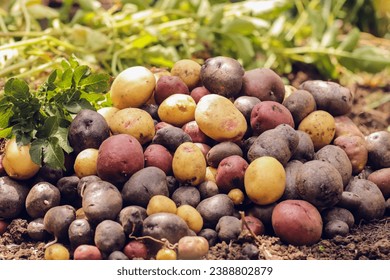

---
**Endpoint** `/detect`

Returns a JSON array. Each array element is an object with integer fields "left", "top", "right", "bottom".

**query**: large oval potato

[
  {"left": 110, "top": 66, "right": 156, "bottom": 109},
  {"left": 196, "top": 194, "right": 234, "bottom": 228},
  {"left": 195, "top": 94, "right": 247, "bottom": 142},
  {"left": 0, "top": 176, "right": 30, "bottom": 219},
  {"left": 272, "top": 199, "right": 323, "bottom": 246},
  {"left": 109, "top": 108, "right": 155, "bottom": 145},
  {"left": 244, "top": 156, "right": 286, "bottom": 205},
  {"left": 172, "top": 142, "right": 206, "bottom": 186}
]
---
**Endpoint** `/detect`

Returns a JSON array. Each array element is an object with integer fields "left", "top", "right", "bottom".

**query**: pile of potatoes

[{"left": 1, "top": 56, "right": 390, "bottom": 260}]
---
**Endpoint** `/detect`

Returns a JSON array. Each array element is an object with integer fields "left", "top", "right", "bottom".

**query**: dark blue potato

[{"left": 68, "top": 109, "right": 110, "bottom": 154}]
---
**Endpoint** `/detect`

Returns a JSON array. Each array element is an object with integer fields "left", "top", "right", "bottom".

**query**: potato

[
  {"left": 367, "top": 168, "right": 390, "bottom": 199},
  {"left": 190, "top": 86, "right": 210, "bottom": 103},
  {"left": 141, "top": 103, "right": 159, "bottom": 121},
  {"left": 146, "top": 195, "right": 177, "bottom": 216},
  {"left": 25, "top": 181, "right": 61, "bottom": 218},
  {"left": 121, "top": 166, "right": 168, "bottom": 208},
  {"left": 154, "top": 75, "right": 189, "bottom": 104},
  {"left": 241, "top": 244, "right": 260, "bottom": 259},
  {"left": 194, "top": 143, "right": 211, "bottom": 159},
  {"left": 200, "top": 56, "right": 244, "bottom": 98},
  {"left": 76, "top": 175, "right": 99, "bottom": 197},
  {"left": 282, "top": 89, "right": 317, "bottom": 126},
  {"left": 182, "top": 121, "right": 209, "bottom": 143},
  {"left": 216, "top": 216, "right": 242, "bottom": 242},
  {"left": 166, "top": 175, "right": 179, "bottom": 196},
  {"left": 228, "top": 188, "right": 245, "bottom": 205},
  {"left": 36, "top": 165, "right": 63, "bottom": 185},
  {"left": 281, "top": 160, "right": 303, "bottom": 200},
  {"left": 82, "top": 180, "right": 123, "bottom": 224},
  {"left": 250, "top": 101, "right": 294, "bottom": 135},
  {"left": 323, "top": 220, "right": 349, "bottom": 238},
  {"left": 0, "top": 176, "right": 30, "bottom": 219},
  {"left": 206, "top": 141, "right": 243, "bottom": 168},
  {"left": 97, "top": 134, "right": 144, "bottom": 184},
  {"left": 117, "top": 206, "right": 147, "bottom": 236},
  {"left": 171, "top": 59, "right": 201, "bottom": 90},
  {"left": 108, "top": 251, "right": 129, "bottom": 260},
  {"left": 172, "top": 142, "right": 206, "bottom": 186},
  {"left": 152, "top": 126, "right": 192, "bottom": 152},
  {"left": 215, "top": 155, "right": 248, "bottom": 193},
  {"left": 123, "top": 240, "right": 148, "bottom": 260},
  {"left": 27, "top": 218, "right": 49, "bottom": 241},
  {"left": 68, "top": 218, "right": 93, "bottom": 249},
  {"left": 172, "top": 186, "right": 201, "bottom": 207},
  {"left": 299, "top": 80, "right": 353, "bottom": 116},
  {"left": 315, "top": 145, "right": 353, "bottom": 187},
  {"left": 334, "top": 116, "right": 365, "bottom": 138},
  {"left": 272, "top": 199, "right": 323, "bottom": 246},
  {"left": 240, "top": 68, "right": 285, "bottom": 103},
  {"left": 110, "top": 66, "right": 156, "bottom": 109},
  {"left": 296, "top": 160, "right": 343, "bottom": 208},
  {"left": 333, "top": 135, "right": 368, "bottom": 174},
  {"left": 196, "top": 194, "right": 234, "bottom": 228},
  {"left": 144, "top": 144, "right": 172, "bottom": 175},
  {"left": 94, "top": 220, "right": 126, "bottom": 254},
  {"left": 198, "top": 228, "right": 218, "bottom": 247},
  {"left": 291, "top": 131, "right": 315, "bottom": 162},
  {"left": 158, "top": 94, "right": 197, "bottom": 127},
  {"left": 57, "top": 176, "right": 80, "bottom": 208},
  {"left": 142, "top": 213, "right": 190, "bottom": 249},
  {"left": 198, "top": 180, "right": 219, "bottom": 199},
  {"left": 321, "top": 207, "right": 355, "bottom": 229},
  {"left": 43, "top": 205, "right": 76, "bottom": 241},
  {"left": 365, "top": 131, "right": 390, "bottom": 169},
  {"left": 244, "top": 156, "right": 286, "bottom": 205},
  {"left": 233, "top": 96, "right": 261, "bottom": 123},
  {"left": 74, "top": 244, "right": 102, "bottom": 260},
  {"left": 345, "top": 178, "right": 386, "bottom": 222},
  {"left": 247, "top": 203, "right": 277, "bottom": 228},
  {"left": 247, "top": 124, "right": 299, "bottom": 166},
  {"left": 177, "top": 236, "right": 209, "bottom": 260},
  {"left": 44, "top": 243, "right": 70, "bottom": 260},
  {"left": 298, "top": 110, "right": 336, "bottom": 150},
  {"left": 68, "top": 109, "right": 110, "bottom": 154},
  {"left": 2, "top": 138, "right": 40, "bottom": 180},
  {"left": 336, "top": 191, "right": 361, "bottom": 211},
  {"left": 73, "top": 148, "right": 99, "bottom": 178},
  {"left": 0, "top": 154, "right": 6, "bottom": 177},
  {"left": 205, "top": 166, "right": 217, "bottom": 182},
  {"left": 176, "top": 205, "right": 203, "bottom": 233},
  {"left": 109, "top": 108, "right": 156, "bottom": 144},
  {"left": 242, "top": 216, "right": 265, "bottom": 236},
  {"left": 156, "top": 248, "right": 177, "bottom": 260},
  {"left": 195, "top": 94, "right": 247, "bottom": 142}
]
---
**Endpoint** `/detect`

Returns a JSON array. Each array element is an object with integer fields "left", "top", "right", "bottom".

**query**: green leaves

[{"left": 0, "top": 56, "right": 109, "bottom": 170}]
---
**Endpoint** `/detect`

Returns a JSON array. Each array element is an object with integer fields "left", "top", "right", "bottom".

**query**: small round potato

[
  {"left": 110, "top": 66, "right": 156, "bottom": 109},
  {"left": 146, "top": 195, "right": 177, "bottom": 216},
  {"left": 171, "top": 59, "right": 201, "bottom": 90},
  {"left": 73, "top": 148, "right": 99, "bottom": 178},
  {"left": 154, "top": 75, "right": 189, "bottom": 104},
  {"left": 158, "top": 94, "right": 197, "bottom": 127},
  {"left": 176, "top": 205, "right": 204, "bottom": 233},
  {"left": 177, "top": 236, "right": 209, "bottom": 260},
  {"left": 25, "top": 181, "right": 61, "bottom": 218},
  {"left": 282, "top": 89, "right": 316, "bottom": 126}
]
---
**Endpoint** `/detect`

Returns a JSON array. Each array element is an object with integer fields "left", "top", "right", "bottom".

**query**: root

[{"left": 44, "top": 236, "right": 58, "bottom": 248}]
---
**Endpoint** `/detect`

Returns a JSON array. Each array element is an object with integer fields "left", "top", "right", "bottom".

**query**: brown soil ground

[{"left": 0, "top": 70, "right": 389, "bottom": 260}]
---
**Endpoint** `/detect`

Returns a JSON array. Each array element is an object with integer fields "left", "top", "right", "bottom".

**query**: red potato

[
  {"left": 144, "top": 144, "right": 173, "bottom": 175},
  {"left": 123, "top": 240, "right": 148, "bottom": 260},
  {"left": 334, "top": 116, "right": 365, "bottom": 138},
  {"left": 73, "top": 245, "right": 102, "bottom": 260},
  {"left": 250, "top": 101, "right": 294, "bottom": 135},
  {"left": 215, "top": 155, "right": 248, "bottom": 193},
  {"left": 242, "top": 216, "right": 265, "bottom": 236},
  {"left": 154, "top": 75, "right": 189, "bottom": 104},
  {"left": 193, "top": 143, "right": 211, "bottom": 160},
  {"left": 272, "top": 200, "right": 323, "bottom": 246},
  {"left": 333, "top": 135, "right": 368, "bottom": 174},
  {"left": 367, "top": 168, "right": 390, "bottom": 199},
  {"left": 182, "top": 121, "right": 209, "bottom": 143},
  {"left": 191, "top": 86, "right": 210, "bottom": 103},
  {"left": 155, "top": 121, "right": 173, "bottom": 131},
  {"left": 0, "top": 220, "right": 9, "bottom": 235}
]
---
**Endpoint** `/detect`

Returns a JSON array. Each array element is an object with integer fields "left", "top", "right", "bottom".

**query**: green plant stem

[
  {"left": 0, "top": 56, "right": 38, "bottom": 77},
  {"left": 13, "top": 60, "right": 60, "bottom": 79}
]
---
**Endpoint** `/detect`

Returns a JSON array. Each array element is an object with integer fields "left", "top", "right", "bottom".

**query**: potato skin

[
  {"left": 144, "top": 144, "right": 173, "bottom": 175},
  {"left": 171, "top": 59, "right": 201, "bottom": 90},
  {"left": 152, "top": 126, "right": 192, "bottom": 152},
  {"left": 215, "top": 155, "right": 248, "bottom": 193},
  {"left": 206, "top": 141, "right": 243, "bottom": 168},
  {"left": 365, "top": 131, "right": 390, "bottom": 169},
  {"left": 321, "top": 207, "right": 355, "bottom": 229},
  {"left": 190, "top": 86, "right": 210, "bottom": 103},
  {"left": 25, "top": 182, "right": 61, "bottom": 219},
  {"left": 96, "top": 134, "right": 144, "bottom": 184},
  {"left": 73, "top": 245, "right": 102, "bottom": 260},
  {"left": 282, "top": 89, "right": 316, "bottom": 126},
  {"left": 367, "top": 168, "right": 390, "bottom": 199},
  {"left": 334, "top": 116, "right": 364, "bottom": 138},
  {"left": 296, "top": 160, "right": 343, "bottom": 208},
  {"left": 291, "top": 131, "right": 315, "bottom": 162},
  {"left": 43, "top": 205, "right": 76, "bottom": 240},
  {"left": 233, "top": 96, "right": 261, "bottom": 123},
  {"left": 333, "top": 135, "right": 368, "bottom": 174},
  {"left": 299, "top": 80, "right": 353, "bottom": 116},
  {"left": 0, "top": 176, "right": 30, "bottom": 219},
  {"left": 272, "top": 199, "right": 323, "bottom": 246},
  {"left": 154, "top": 75, "right": 189, "bottom": 104},
  {"left": 196, "top": 194, "right": 234, "bottom": 228},
  {"left": 250, "top": 101, "right": 294, "bottom": 135},
  {"left": 182, "top": 121, "right": 209, "bottom": 143},
  {"left": 158, "top": 94, "right": 197, "bottom": 127},
  {"left": 323, "top": 220, "right": 349, "bottom": 238},
  {"left": 241, "top": 68, "right": 285, "bottom": 103},
  {"left": 94, "top": 220, "right": 126, "bottom": 254},
  {"left": 282, "top": 160, "right": 303, "bottom": 200}
]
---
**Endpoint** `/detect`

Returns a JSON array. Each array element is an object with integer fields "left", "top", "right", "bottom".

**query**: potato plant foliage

[{"left": 0, "top": 56, "right": 110, "bottom": 170}]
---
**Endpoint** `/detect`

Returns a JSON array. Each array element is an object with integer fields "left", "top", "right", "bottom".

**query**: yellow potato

[
  {"left": 205, "top": 166, "right": 217, "bottom": 182},
  {"left": 97, "top": 106, "right": 119, "bottom": 127},
  {"left": 171, "top": 59, "right": 201, "bottom": 90},
  {"left": 228, "top": 188, "right": 245, "bottom": 205},
  {"left": 110, "top": 66, "right": 156, "bottom": 109},
  {"left": 195, "top": 94, "right": 247, "bottom": 142},
  {"left": 146, "top": 195, "right": 177, "bottom": 216},
  {"left": 74, "top": 148, "right": 99, "bottom": 178},
  {"left": 109, "top": 108, "right": 155, "bottom": 145},
  {"left": 2, "top": 138, "right": 40, "bottom": 180},
  {"left": 44, "top": 243, "right": 70, "bottom": 260},
  {"left": 298, "top": 110, "right": 336, "bottom": 150},
  {"left": 157, "top": 94, "right": 196, "bottom": 127},
  {"left": 176, "top": 205, "right": 203, "bottom": 233},
  {"left": 156, "top": 248, "right": 177, "bottom": 260},
  {"left": 177, "top": 236, "right": 209, "bottom": 260},
  {"left": 244, "top": 156, "right": 286, "bottom": 205},
  {"left": 172, "top": 142, "right": 206, "bottom": 186}
]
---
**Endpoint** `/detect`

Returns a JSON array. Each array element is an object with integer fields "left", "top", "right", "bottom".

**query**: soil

[{"left": 0, "top": 70, "right": 389, "bottom": 260}]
